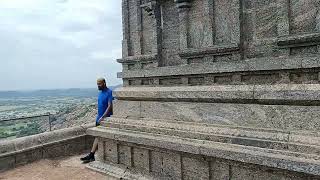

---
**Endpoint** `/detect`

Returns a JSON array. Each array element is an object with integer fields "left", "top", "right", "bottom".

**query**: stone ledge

[
  {"left": 118, "top": 55, "right": 320, "bottom": 79},
  {"left": 277, "top": 33, "right": 320, "bottom": 48},
  {"left": 87, "top": 126, "right": 320, "bottom": 176},
  {"left": 179, "top": 44, "right": 239, "bottom": 58},
  {"left": 117, "top": 54, "right": 157, "bottom": 63},
  {"left": 114, "top": 84, "right": 320, "bottom": 105},
  {"left": 101, "top": 118, "right": 293, "bottom": 143},
  {"left": 0, "top": 123, "right": 95, "bottom": 172},
  {"left": 102, "top": 117, "right": 320, "bottom": 155},
  {"left": 0, "top": 123, "right": 94, "bottom": 154}
]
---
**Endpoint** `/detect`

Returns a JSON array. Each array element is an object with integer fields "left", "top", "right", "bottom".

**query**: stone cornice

[
  {"left": 118, "top": 55, "right": 320, "bottom": 78},
  {"left": 117, "top": 54, "right": 158, "bottom": 63},
  {"left": 277, "top": 32, "right": 320, "bottom": 48},
  {"left": 179, "top": 44, "right": 240, "bottom": 58},
  {"left": 174, "top": 0, "right": 191, "bottom": 8}
]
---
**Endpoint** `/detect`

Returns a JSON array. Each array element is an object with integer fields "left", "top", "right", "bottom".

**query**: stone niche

[{"left": 87, "top": 0, "right": 320, "bottom": 179}]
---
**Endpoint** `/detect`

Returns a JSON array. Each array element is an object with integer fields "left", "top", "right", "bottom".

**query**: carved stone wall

[{"left": 118, "top": 0, "right": 320, "bottom": 87}]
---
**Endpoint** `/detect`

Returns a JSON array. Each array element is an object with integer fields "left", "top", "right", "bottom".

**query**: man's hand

[{"left": 98, "top": 117, "right": 105, "bottom": 123}]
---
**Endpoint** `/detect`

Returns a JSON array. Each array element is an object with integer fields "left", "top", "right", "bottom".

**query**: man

[{"left": 80, "top": 77, "right": 113, "bottom": 163}]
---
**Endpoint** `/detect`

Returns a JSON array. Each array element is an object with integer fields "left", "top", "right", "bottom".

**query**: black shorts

[{"left": 96, "top": 122, "right": 100, "bottom": 126}]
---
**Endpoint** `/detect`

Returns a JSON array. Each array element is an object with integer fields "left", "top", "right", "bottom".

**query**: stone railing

[{"left": 0, "top": 123, "right": 95, "bottom": 172}]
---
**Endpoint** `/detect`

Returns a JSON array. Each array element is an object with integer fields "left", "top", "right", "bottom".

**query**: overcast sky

[{"left": 0, "top": 0, "right": 122, "bottom": 91}]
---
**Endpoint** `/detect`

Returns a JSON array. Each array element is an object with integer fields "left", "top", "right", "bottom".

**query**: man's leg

[
  {"left": 80, "top": 138, "right": 98, "bottom": 163},
  {"left": 80, "top": 122, "right": 100, "bottom": 163},
  {"left": 91, "top": 137, "right": 98, "bottom": 153}
]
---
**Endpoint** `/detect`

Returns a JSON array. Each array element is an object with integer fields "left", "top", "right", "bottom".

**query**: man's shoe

[{"left": 80, "top": 153, "right": 95, "bottom": 163}]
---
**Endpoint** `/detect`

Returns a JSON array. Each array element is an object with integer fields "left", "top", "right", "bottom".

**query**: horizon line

[{"left": 0, "top": 84, "right": 123, "bottom": 92}]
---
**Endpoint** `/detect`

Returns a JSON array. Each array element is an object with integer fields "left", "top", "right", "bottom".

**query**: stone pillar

[
  {"left": 134, "top": 0, "right": 143, "bottom": 56},
  {"left": 277, "top": 0, "right": 290, "bottom": 56},
  {"left": 141, "top": 0, "right": 162, "bottom": 67},
  {"left": 175, "top": 0, "right": 191, "bottom": 50},
  {"left": 203, "top": 0, "right": 214, "bottom": 47},
  {"left": 175, "top": 0, "right": 191, "bottom": 64},
  {"left": 154, "top": 0, "right": 162, "bottom": 67},
  {"left": 122, "top": 0, "right": 130, "bottom": 57},
  {"left": 315, "top": 2, "right": 320, "bottom": 53},
  {"left": 316, "top": 9, "right": 320, "bottom": 32}
]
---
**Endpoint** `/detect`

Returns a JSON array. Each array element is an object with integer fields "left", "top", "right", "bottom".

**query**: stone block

[
  {"left": 14, "top": 135, "right": 41, "bottom": 151},
  {"left": 281, "top": 105, "right": 320, "bottom": 131},
  {"left": 96, "top": 139, "right": 105, "bottom": 162},
  {"left": 287, "top": 142, "right": 320, "bottom": 155},
  {"left": 214, "top": 0, "right": 240, "bottom": 45},
  {"left": 43, "top": 137, "right": 85, "bottom": 158},
  {"left": 210, "top": 159, "right": 230, "bottom": 180},
  {"left": 0, "top": 156, "right": 15, "bottom": 172},
  {"left": 150, "top": 151, "right": 182, "bottom": 179},
  {"left": 253, "top": 84, "right": 287, "bottom": 101},
  {"left": 241, "top": 73, "right": 279, "bottom": 84},
  {"left": 133, "top": 147, "right": 150, "bottom": 172},
  {"left": 230, "top": 164, "right": 256, "bottom": 180},
  {"left": 182, "top": 156, "right": 210, "bottom": 180},
  {"left": 230, "top": 163, "right": 311, "bottom": 180},
  {"left": 301, "top": 56, "right": 320, "bottom": 68},
  {"left": 104, "top": 139, "right": 118, "bottom": 164},
  {"left": 39, "top": 127, "right": 85, "bottom": 145},
  {"left": 0, "top": 141, "right": 15, "bottom": 154},
  {"left": 43, "top": 143, "right": 68, "bottom": 158},
  {"left": 254, "top": 1, "right": 277, "bottom": 39},
  {"left": 216, "top": 61, "right": 249, "bottom": 73},
  {"left": 140, "top": 101, "right": 289, "bottom": 130},
  {"left": 212, "top": 75, "right": 233, "bottom": 84},
  {"left": 159, "top": 78, "right": 182, "bottom": 86},
  {"left": 113, "top": 100, "right": 141, "bottom": 118},
  {"left": 15, "top": 148, "right": 43, "bottom": 166},
  {"left": 118, "top": 144, "right": 132, "bottom": 167},
  {"left": 127, "top": 85, "right": 254, "bottom": 101},
  {"left": 290, "top": 0, "right": 317, "bottom": 35}
]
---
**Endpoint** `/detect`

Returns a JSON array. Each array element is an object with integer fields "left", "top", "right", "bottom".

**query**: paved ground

[{"left": 0, "top": 155, "right": 116, "bottom": 180}]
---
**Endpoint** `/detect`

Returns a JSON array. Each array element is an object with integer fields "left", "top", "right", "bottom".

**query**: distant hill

[{"left": 0, "top": 84, "right": 122, "bottom": 98}]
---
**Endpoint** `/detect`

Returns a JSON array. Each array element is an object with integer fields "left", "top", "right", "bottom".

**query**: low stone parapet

[
  {"left": 87, "top": 121, "right": 320, "bottom": 179},
  {"left": 0, "top": 123, "right": 95, "bottom": 172}
]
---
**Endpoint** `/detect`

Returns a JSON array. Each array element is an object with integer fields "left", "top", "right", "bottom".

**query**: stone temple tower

[{"left": 88, "top": 0, "right": 320, "bottom": 179}]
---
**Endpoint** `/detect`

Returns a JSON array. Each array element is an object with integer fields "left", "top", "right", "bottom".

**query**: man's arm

[{"left": 98, "top": 102, "right": 113, "bottom": 122}]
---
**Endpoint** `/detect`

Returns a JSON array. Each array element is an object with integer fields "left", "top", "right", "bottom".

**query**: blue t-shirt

[{"left": 96, "top": 88, "right": 113, "bottom": 122}]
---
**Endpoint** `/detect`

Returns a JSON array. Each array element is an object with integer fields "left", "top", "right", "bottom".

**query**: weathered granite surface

[{"left": 88, "top": 0, "right": 320, "bottom": 179}]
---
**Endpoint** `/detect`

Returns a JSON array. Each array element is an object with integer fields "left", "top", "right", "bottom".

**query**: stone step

[
  {"left": 114, "top": 84, "right": 320, "bottom": 104},
  {"left": 101, "top": 120, "right": 320, "bottom": 156},
  {"left": 103, "top": 117, "right": 289, "bottom": 141},
  {"left": 102, "top": 117, "right": 320, "bottom": 147},
  {"left": 87, "top": 126, "right": 320, "bottom": 176},
  {"left": 87, "top": 161, "right": 155, "bottom": 180}
]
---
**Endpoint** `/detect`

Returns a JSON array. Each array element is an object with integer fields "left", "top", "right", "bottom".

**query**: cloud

[{"left": 0, "top": 0, "right": 122, "bottom": 91}]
